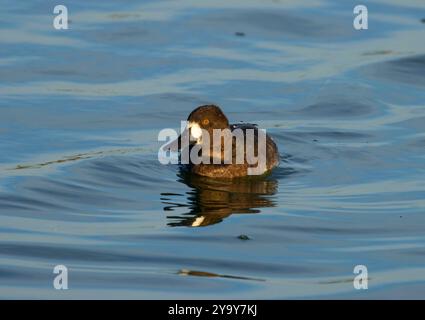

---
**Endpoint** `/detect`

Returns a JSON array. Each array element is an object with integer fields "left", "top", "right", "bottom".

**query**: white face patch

[{"left": 189, "top": 122, "right": 202, "bottom": 141}]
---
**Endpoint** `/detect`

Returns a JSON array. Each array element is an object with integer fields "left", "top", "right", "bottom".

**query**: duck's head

[
  {"left": 186, "top": 105, "right": 229, "bottom": 143},
  {"left": 164, "top": 104, "right": 229, "bottom": 151}
]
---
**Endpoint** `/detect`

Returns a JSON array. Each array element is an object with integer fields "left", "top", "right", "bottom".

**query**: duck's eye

[{"left": 202, "top": 119, "right": 209, "bottom": 126}]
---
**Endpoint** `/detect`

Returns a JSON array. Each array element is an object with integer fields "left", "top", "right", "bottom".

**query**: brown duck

[{"left": 164, "top": 105, "right": 279, "bottom": 178}]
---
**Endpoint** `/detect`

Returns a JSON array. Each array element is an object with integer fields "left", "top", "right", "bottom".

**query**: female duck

[{"left": 164, "top": 105, "right": 279, "bottom": 178}]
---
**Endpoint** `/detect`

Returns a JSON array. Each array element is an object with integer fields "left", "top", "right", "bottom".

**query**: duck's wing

[{"left": 230, "top": 122, "right": 280, "bottom": 171}]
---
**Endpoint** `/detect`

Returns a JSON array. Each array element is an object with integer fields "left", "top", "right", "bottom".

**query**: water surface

[{"left": 0, "top": 0, "right": 425, "bottom": 299}]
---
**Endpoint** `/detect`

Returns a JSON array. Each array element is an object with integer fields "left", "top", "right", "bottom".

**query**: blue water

[{"left": 0, "top": 0, "right": 425, "bottom": 299}]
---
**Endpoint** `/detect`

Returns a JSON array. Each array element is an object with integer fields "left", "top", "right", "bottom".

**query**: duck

[{"left": 163, "top": 104, "right": 279, "bottom": 178}]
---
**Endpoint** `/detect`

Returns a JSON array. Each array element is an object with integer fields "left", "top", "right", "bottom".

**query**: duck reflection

[{"left": 161, "top": 170, "right": 278, "bottom": 227}]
